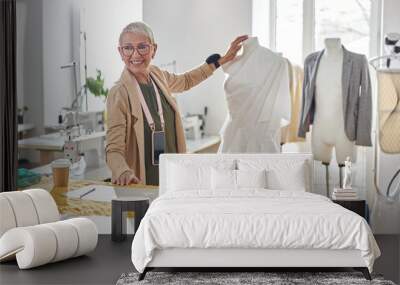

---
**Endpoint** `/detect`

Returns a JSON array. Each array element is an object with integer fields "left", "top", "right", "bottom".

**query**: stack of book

[{"left": 332, "top": 188, "right": 358, "bottom": 200}]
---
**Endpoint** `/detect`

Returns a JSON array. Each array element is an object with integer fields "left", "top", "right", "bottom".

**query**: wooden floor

[
  {"left": 0, "top": 235, "right": 133, "bottom": 285},
  {"left": 1, "top": 235, "right": 398, "bottom": 284}
]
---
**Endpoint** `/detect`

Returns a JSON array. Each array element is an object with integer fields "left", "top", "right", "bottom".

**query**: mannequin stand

[
  {"left": 322, "top": 162, "right": 330, "bottom": 197},
  {"left": 338, "top": 163, "right": 345, "bottom": 189},
  {"left": 322, "top": 162, "right": 347, "bottom": 198}
]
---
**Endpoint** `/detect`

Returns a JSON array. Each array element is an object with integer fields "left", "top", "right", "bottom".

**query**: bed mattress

[{"left": 131, "top": 190, "right": 380, "bottom": 273}]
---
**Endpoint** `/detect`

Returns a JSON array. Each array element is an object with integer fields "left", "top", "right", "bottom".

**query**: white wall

[
  {"left": 80, "top": 0, "right": 142, "bottom": 112},
  {"left": 42, "top": 0, "right": 79, "bottom": 126},
  {"left": 144, "top": 0, "right": 252, "bottom": 135}
]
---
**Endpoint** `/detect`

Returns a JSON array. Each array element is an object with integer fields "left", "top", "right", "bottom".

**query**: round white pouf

[
  {"left": 64, "top": 218, "right": 98, "bottom": 257},
  {"left": 42, "top": 221, "right": 79, "bottom": 262},
  {"left": 0, "top": 225, "right": 57, "bottom": 269},
  {"left": 0, "top": 189, "right": 59, "bottom": 237},
  {"left": 24, "top": 189, "right": 60, "bottom": 224},
  {"left": 0, "top": 196, "right": 17, "bottom": 237},
  {"left": 0, "top": 218, "right": 98, "bottom": 269},
  {"left": 0, "top": 191, "right": 39, "bottom": 228}
]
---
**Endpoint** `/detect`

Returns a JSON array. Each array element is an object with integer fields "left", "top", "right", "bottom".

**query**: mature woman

[{"left": 106, "top": 21, "right": 247, "bottom": 186}]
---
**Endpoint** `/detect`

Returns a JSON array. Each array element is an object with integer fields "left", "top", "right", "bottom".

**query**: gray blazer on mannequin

[{"left": 298, "top": 46, "right": 372, "bottom": 146}]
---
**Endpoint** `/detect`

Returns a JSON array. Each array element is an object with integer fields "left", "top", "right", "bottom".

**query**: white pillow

[
  {"left": 167, "top": 160, "right": 236, "bottom": 191},
  {"left": 211, "top": 169, "right": 268, "bottom": 190},
  {"left": 238, "top": 159, "right": 308, "bottom": 191},
  {"left": 236, "top": 169, "right": 267, "bottom": 189},
  {"left": 211, "top": 168, "right": 236, "bottom": 190},
  {"left": 267, "top": 165, "right": 307, "bottom": 191},
  {"left": 168, "top": 163, "right": 210, "bottom": 191}
]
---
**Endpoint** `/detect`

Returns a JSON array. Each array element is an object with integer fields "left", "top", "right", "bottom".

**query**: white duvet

[{"left": 131, "top": 190, "right": 380, "bottom": 273}]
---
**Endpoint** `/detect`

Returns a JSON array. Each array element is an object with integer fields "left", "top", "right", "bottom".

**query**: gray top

[
  {"left": 139, "top": 81, "right": 178, "bottom": 186},
  {"left": 298, "top": 46, "right": 372, "bottom": 146}
]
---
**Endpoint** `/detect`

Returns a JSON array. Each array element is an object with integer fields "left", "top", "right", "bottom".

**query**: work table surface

[{"left": 21, "top": 176, "right": 158, "bottom": 217}]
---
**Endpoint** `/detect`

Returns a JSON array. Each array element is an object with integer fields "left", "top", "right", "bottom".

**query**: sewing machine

[
  {"left": 20, "top": 110, "right": 106, "bottom": 166},
  {"left": 46, "top": 110, "right": 104, "bottom": 133}
]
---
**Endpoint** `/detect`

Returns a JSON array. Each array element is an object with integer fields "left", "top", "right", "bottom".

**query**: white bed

[{"left": 131, "top": 153, "right": 380, "bottom": 280}]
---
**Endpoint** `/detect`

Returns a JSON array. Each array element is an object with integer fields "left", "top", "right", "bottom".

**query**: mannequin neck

[
  {"left": 243, "top": 37, "right": 259, "bottom": 54},
  {"left": 324, "top": 38, "right": 342, "bottom": 56}
]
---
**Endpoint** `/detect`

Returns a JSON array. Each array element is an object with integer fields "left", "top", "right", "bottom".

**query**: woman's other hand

[
  {"left": 113, "top": 170, "right": 140, "bottom": 185},
  {"left": 219, "top": 35, "right": 249, "bottom": 65}
]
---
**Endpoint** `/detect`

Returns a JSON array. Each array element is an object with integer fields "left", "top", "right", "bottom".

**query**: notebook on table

[{"left": 64, "top": 185, "right": 158, "bottom": 202}]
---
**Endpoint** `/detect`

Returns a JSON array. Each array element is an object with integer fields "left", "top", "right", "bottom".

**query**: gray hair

[{"left": 119, "top": 21, "right": 155, "bottom": 45}]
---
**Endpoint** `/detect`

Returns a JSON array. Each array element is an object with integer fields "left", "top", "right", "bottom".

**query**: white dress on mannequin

[
  {"left": 312, "top": 38, "right": 356, "bottom": 164},
  {"left": 219, "top": 37, "right": 291, "bottom": 153}
]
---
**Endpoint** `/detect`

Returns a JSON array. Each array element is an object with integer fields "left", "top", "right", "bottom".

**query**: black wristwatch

[{"left": 206, "top": 53, "right": 221, "bottom": 69}]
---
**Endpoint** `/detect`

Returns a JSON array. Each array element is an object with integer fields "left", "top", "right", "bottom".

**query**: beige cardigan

[{"left": 106, "top": 63, "right": 215, "bottom": 183}]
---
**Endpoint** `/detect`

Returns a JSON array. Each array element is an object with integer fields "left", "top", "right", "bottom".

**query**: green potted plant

[
  {"left": 85, "top": 69, "right": 109, "bottom": 127},
  {"left": 85, "top": 69, "right": 109, "bottom": 102}
]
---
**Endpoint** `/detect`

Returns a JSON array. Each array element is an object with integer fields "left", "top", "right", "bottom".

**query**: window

[
  {"left": 315, "top": 0, "right": 371, "bottom": 55},
  {"left": 252, "top": 0, "right": 378, "bottom": 65},
  {"left": 276, "top": 0, "right": 303, "bottom": 65}
]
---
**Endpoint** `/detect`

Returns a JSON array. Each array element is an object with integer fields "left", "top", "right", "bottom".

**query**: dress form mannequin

[
  {"left": 311, "top": 38, "right": 357, "bottom": 194},
  {"left": 219, "top": 37, "right": 291, "bottom": 153}
]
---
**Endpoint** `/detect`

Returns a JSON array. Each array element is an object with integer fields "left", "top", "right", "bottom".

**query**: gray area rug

[{"left": 116, "top": 271, "right": 396, "bottom": 285}]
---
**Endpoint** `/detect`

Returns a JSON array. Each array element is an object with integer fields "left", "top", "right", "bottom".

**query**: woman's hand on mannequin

[
  {"left": 113, "top": 170, "right": 140, "bottom": 185},
  {"left": 219, "top": 35, "right": 248, "bottom": 65}
]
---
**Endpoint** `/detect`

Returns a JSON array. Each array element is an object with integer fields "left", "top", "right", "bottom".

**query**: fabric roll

[{"left": 281, "top": 63, "right": 305, "bottom": 144}]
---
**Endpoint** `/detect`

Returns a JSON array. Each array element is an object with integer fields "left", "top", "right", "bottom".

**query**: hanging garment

[
  {"left": 281, "top": 62, "right": 305, "bottom": 144},
  {"left": 218, "top": 37, "right": 291, "bottom": 153},
  {"left": 377, "top": 71, "right": 400, "bottom": 153},
  {"left": 298, "top": 46, "right": 372, "bottom": 146}
]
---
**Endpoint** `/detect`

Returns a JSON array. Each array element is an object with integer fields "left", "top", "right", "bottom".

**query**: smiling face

[{"left": 118, "top": 32, "right": 157, "bottom": 77}]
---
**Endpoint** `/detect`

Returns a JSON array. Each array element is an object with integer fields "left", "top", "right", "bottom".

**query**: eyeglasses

[{"left": 120, "top": 44, "right": 151, "bottom": 57}]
